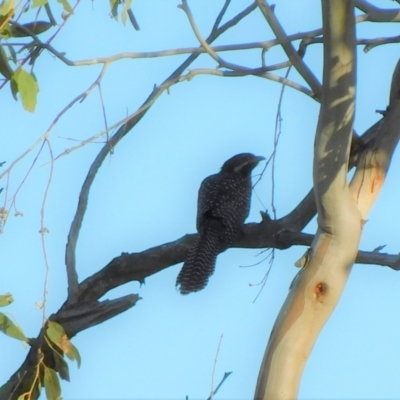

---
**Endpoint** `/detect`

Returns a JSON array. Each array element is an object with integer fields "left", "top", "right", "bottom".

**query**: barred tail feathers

[{"left": 176, "top": 228, "right": 220, "bottom": 295}]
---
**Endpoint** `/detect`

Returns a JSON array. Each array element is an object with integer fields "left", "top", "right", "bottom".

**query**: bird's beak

[{"left": 255, "top": 155, "right": 266, "bottom": 162}]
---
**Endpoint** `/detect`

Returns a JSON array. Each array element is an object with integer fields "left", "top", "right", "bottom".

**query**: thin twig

[
  {"left": 179, "top": 0, "right": 253, "bottom": 73},
  {"left": 40, "top": 139, "right": 54, "bottom": 326},
  {"left": 46, "top": 0, "right": 81, "bottom": 43},
  {"left": 211, "top": 0, "right": 231, "bottom": 33},
  {"left": 183, "top": 68, "right": 314, "bottom": 98},
  {"left": 7, "top": 370, "right": 27, "bottom": 400},
  {"left": 252, "top": 249, "right": 275, "bottom": 303},
  {"left": 52, "top": 78, "right": 179, "bottom": 162},
  {"left": 209, "top": 334, "right": 224, "bottom": 400},
  {"left": 302, "top": 35, "right": 400, "bottom": 53},
  {"left": 97, "top": 83, "right": 109, "bottom": 142},
  {"left": 1, "top": 142, "right": 46, "bottom": 230},
  {"left": 0, "top": 64, "right": 109, "bottom": 182},
  {"left": 251, "top": 66, "right": 292, "bottom": 301},
  {"left": 0, "top": 72, "right": 104, "bottom": 239},
  {"left": 207, "top": 372, "right": 232, "bottom": 400},
  {"left": 271, "top": 66, "right": 290, "bottom": 219}
]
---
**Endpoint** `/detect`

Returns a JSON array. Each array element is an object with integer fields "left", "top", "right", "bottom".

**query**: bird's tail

[{"left": 176, "top": 228, "right": 220, "bottom": 295}]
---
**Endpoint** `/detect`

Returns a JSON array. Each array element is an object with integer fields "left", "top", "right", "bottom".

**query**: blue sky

[{"left": 1, "top": 1, "right": 400, "bottom": 399}]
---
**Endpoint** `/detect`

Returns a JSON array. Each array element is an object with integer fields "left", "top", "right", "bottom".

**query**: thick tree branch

[
  {"left": 77, "top": 216, "right": 400, "bottom": 305},
  {"left": 255, "top": 2, "right": 358, "bottom": 398},
  {"left": 349, "top": 62, "right": 400, "bottom": 216},
  {"left": 64, "top": 1, "right": 257, "bottom": 306},
  {"left": 56, "top": 295, "right": 141, "bottom": 337}
]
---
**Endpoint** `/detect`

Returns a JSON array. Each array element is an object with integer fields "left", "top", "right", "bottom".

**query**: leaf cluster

[{"left": 0, "top": 294, "right": 80, "bottom": 400}]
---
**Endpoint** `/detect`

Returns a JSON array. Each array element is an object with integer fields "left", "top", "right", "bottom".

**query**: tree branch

[
  {"left": 255, "top": 2, "right": 358, "bottom": 398},
  {"left": 255, "top": 0, "right": 322, "bottom": 99},
  {"left": 179, "top": 0, "right": 257, "bottom": 73},
  {"left": 349, "top": 61, "right": 400, "bottom": 216},
  {"left": 355, "top": 0, "right": 400, "bottom": 22},
  {"left": 183, "top": 68, "right": 315, "bottom": 98},
  {"left": 64, "top": 2, "right": 258, "bottom": 305}
]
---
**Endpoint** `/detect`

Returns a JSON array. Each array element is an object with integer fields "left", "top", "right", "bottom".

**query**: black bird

[{"left": 176, "top": 153, "right": 265, "bottom": 295}]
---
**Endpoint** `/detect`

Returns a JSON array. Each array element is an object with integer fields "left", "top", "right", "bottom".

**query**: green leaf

[
  {"left": 0, "top": 312, "right": 27, "bottom": 341},
  {"left": 121, "top": 0, "right": 132, "bottom": 26},
  {"left": 47, "top": 320, "right": 81, "bottom": 368},
  {"left": 53, "top": 349, "right": 70, "bottom": 381},
  {"left": 0, "top": 45, "right": 13, "bottom": 79},
  {"left": 0, "top": 0, "right": 14, "bottom": 16},
  {"left": 17, "top": 394, "right": 28, "bottom": 400},
  {"left": 65, "top": 340, "right": 81, "bottom": 368},
  {"left": 12, "top": 67, "right": 39, "bottom": 112},
  {"left": 57, "top": 0, "right": 73, "bottom": 13},
  {"left": 46, "top": 320, "right": 66, "bottom": 346},
  {"left": 10, "top": 21, "right": 53, "bottom": 37},
  {"left": 44, "top": 367, "right": 61, "bottom": 400},
  {"left": 0, "top": 47, "right": 17, "bottom": 99},
  {"left": 0, "top": 24, "right": 11, "bottom": 39},
  {"left": 32, "top": 0, "right": 48, "bottom": 7},
  {"left": 110, "top": 0, "right": 118, "bottom": 20},
  {"left": 0, "top": 292, "right": 13, "bottom": 307},
  {"left": 7, "top": 44, "right": 16, "bottom": 63}
]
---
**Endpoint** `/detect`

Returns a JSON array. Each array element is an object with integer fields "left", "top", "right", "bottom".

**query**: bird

[{"left": 176, "top": 153, "right": 265, "bottom": 295}]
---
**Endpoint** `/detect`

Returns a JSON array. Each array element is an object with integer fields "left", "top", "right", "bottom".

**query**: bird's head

[{"left": 221, "top": 153, "right": 265, "bottom": 175}]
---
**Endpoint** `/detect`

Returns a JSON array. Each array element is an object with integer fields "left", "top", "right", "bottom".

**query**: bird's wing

[{"left": 196, "top": 174, "right": 222, "bottom": 231}]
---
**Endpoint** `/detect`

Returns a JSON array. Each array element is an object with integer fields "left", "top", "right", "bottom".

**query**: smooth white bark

[{"left": 255, "top": 2, "right": 359, "bottom": 398}]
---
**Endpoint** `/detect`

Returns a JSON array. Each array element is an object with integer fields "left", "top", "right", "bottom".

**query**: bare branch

[
  {"left": 362, "top": 35, "right": 400, "bottom": 52},
  {"left": 209, "top": 334, "right": 224, "bottom": 400},
  {"left": 207, "top": 372, "right": 232, "bottom": 400},
  {"left": 56, "top": 295, "right": 141, "bottom": 337},
  {"left": 255, "top": 0, "right": 322, "bottom": 99},
  {"left": 14, "top": 35, "right": 314, "bottom": 68},
  {"left": 184, "top": 68, "right": 314, "bottom": 98},
  {"left": 211, "top": 0, "right": 231, "bottom": 32},
  {"left": 179, "top": 0, "right": 254, "bottom": 73},
  {"left": 302, "top": 34, "right": 400, "bottom": 54},
  {"left": 355, "top": 0, "right": 400, "bottom": 22}
]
